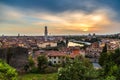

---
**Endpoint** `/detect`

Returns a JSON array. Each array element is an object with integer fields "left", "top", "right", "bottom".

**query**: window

[
  {"left": 58, "top": 61, "right": 61, "bottom": 63},
  {"left": 49, "top": 56, "right": 51, "bottom": 59},
  {"left": 54, "top": 56, "right": 56, "bottom": 59},
  {"left": 58, "top": 56, "right": 60, "bottom": 59},
  {"left": 54, "top": 61, "right": 56, "bottom": 63}
]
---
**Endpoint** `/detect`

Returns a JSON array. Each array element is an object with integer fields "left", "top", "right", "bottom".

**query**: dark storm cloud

[
  {"left": 0, "top": 0, "right": 102, "bottom": 13},
  {"left": 1, "top": 0, "right": 120, "bottom": 18}
]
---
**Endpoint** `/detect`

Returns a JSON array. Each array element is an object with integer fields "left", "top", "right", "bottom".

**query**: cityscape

[{"left": 0, "top": 0, "right": 120, "bottom": 80}]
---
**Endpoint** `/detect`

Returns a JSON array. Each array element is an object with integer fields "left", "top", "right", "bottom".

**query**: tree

[
  {"left": 58, "top": 56, "right": 99, "bottom": 80},
  {"left": 102, "top": 43, "right": 107, "bottom": 53},
  {"left": 28, "top": 56, "right": 35, "bottom": 68},
  {"left": 27, "top": 56, "right": 35, "bottom": 72},
  {"left": 99, "top": 43, "right": 108, "bottom": 66},
  {"left": 99, "top": 48, "right": 120, "bottom": 80},
  {"left": 99, "top": 52, "right": 108, "bottom": 66},
  {"left": 37, "top": 55, "right": 48, "bottom": 73},
  {"left": 113, "top": 48, "right": 120, "bottom": 65},
  {"left": 104, "top": 76, "right": 116, "bottom": 80},
  {"left": 57, "top": 40, "right": 66, "bottom": 47},
  {"left": 0, "top": 59, "right": 17, "bottom": 80}
]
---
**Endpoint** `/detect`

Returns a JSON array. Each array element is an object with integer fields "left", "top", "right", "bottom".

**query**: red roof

[{"left": 47, "top": 51, "right": 66, "bottom": 57}]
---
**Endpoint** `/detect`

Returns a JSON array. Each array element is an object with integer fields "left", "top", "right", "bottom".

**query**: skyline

[{"left": 0, "top": 0, "right": 120, "bottom": 35}]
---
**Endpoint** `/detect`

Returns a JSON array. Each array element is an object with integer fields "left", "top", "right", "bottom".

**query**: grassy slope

[{"left": 18, "top": 73, "right": 57, "bottom": 80}]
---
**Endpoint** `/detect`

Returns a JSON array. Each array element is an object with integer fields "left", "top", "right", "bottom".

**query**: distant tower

[
  {"left": 2, "top": 34, "right": 4, "bottom": 37},
  {"left": 88, "top": 33, "right": 91, "bottom": 39},
  {"left": 93, "top": 33, "right": 96, "bottom": 38},
  {"left": 18, "top": 33, "right": 20, "bottom": 38},
  {"left": 44, "top": 26, "right": 48, "bottom": 41}
]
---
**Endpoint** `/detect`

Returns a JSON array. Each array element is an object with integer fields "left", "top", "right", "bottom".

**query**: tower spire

[{"left": 44, "top": 26, "right": 48, "bottom": 41}]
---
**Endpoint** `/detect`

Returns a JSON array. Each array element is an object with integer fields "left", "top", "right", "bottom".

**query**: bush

[
  {"left": 52, "top": 64, "right": 62, "bottom": 68},
  {"left": 0, "top": 59, "right": 17, "bottom": 80},
  {"left": 29, "top": 67, "right": 39, "bottom": 73},
  {"left": 104, "top": 76, "right": 116, "bottom": 80},
  {"left": 44, "top": 66, "right": 57, "bottom": 73},
  {"left": 37, "top": 55, "right": 48, "bottom": 73},
  {"left": 58, "top": 57, "right": 98, "bottom": 80},
  {"left": 28, "top": 56, "right": 35, "bottom": 68}
]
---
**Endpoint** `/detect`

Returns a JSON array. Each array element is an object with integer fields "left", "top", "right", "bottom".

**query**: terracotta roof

[
  {"left": 47, "top": 51, "right": 66, "bottom": 57},
  {"left": 69, "top": 53, "right": 80, "bottom": 58}
]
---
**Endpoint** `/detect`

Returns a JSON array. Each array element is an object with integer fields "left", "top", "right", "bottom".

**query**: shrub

[
  {"left": 0, "top": 59, "right": 17, "bottom": 80},
  {"left": 44, "top": 66, "right": 57, "bottom": 73},
  {"left": 29, "top": 67, "right": 39, "bottom": 73}
]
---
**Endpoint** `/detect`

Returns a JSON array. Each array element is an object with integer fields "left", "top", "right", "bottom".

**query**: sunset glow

[
  {"left": 92, "top": 15, "right": 103, "bottom": 22},
  {"left": 0, "top": 0, "right": 120, "bottom": 35}
]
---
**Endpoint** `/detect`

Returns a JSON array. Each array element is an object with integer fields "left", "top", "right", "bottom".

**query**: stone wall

[{"left": 0, "top": 47, "right": 28, "bottom": 71}]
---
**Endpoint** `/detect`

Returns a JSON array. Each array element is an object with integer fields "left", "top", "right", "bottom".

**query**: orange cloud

[{"left": 0, "top": 4, "right": 119, "bottom": 35}]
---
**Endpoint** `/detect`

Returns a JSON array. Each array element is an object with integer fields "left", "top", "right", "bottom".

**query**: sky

[{"left": 0, "top": 0, "right": 120, "bottom": 36}]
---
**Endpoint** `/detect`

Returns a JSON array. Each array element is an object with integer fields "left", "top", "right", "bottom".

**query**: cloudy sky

[{"left": 0, "top": 0, "right": 120, "bottom": 36}]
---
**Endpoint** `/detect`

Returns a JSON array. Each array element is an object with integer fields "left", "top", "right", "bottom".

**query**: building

[
  {"left": 37, "top": 42, "right": 57, "bottom": 48},
  {"left": 33, "top": 47, "right": 85, "bottom": 65},
  {"left": 85, "top": 42, "right": 102, "bottom": 59},
  {"left": 87, "top": 33, "right": 92, "bottom": 40},
  {"left": 47, "top": 51, "right": 66, "bottom": 64},
  {"left": 91, "top": 42, "right": 99, "bottom": 48},
  {"left": 69, "top": 47, "right": 85, "bottom": 58},
  {"left": 93, "top": 33, "right": 96, "bottom": 38},
  {"left": 44, "top": 26, "right": 48, "bottom": 41},
  {"left": 107, "top": 42, "right": 119, "bottom": 52}
]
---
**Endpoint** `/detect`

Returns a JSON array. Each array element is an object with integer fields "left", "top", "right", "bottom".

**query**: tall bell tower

[{"left": 44, "top": 26, "right": 48, "bottom": 41}]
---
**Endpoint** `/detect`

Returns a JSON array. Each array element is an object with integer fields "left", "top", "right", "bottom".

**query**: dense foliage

[
  {"left": 37, "top": 55, "right": 48, "bottom": 73},
  {"left": 0, "top": 59, "right": 17, "bottom": 80},
  {"left": 58, "top": 56, "right": 99, "bottom": 80},
  {"left": 99, "top": 48, "right": 120, "bottom": 80},
  {"left": 27, "top": 55, "right": 58, "bottom": 74}
]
